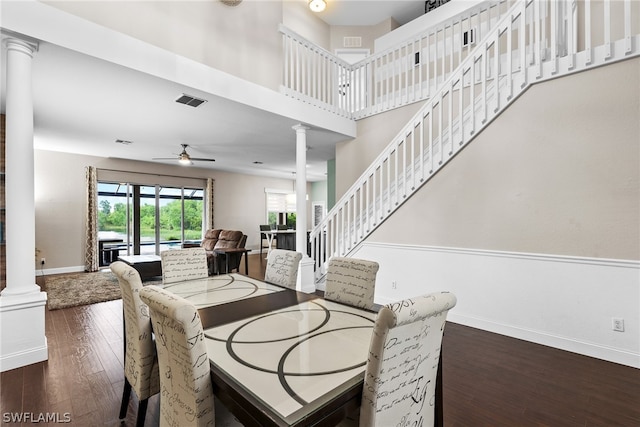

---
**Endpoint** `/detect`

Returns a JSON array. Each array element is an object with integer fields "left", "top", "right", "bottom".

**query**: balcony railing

[{"left": 280, "top": 0, "right": 518, "bottom": 119}]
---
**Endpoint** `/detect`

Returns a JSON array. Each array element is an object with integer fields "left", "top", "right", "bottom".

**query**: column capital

[
  {"left": 292, "top": 124, "right": 310, "bottom": 133},
  {"left": 3, "top": 36, "right": 39, "bottom": 57}
]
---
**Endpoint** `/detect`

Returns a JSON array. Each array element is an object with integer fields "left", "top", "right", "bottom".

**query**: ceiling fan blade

[{"left": 152, "top": 144, "right": 214, "bottom": 164}]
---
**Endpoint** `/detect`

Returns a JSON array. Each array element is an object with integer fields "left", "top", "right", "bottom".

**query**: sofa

[{"left": 189, "top": 229, "right": 247, "bottom": 275}]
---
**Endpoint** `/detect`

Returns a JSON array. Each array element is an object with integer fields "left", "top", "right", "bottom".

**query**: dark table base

[{"left": 117, "top": 255, "right": 162, "bottom": 280}]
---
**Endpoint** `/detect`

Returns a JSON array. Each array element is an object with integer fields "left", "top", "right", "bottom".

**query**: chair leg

[
  {"left": 119, "top": 378, "right": 132, "bottom": 419},
  {"left": 136, "top": 398, "right": 149, "bottom": 427}
]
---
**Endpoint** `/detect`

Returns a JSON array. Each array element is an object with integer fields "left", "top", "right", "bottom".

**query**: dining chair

[
  {"left": 324, "top": 257, "right": 380, "bottom": 310},
  {"left": 263, "top": 249, "right": 302, "bottom": 289},
  {"left": 259, "top": 224, "right": 272, "bottom": 256},
  {"left": 139, "top": 285, "right": 242, "bottom": 427},
  {"left": 160, "top": 247, "right": 208, "bottom": 284},
  {"left": 110, "top": 261, "right": 160, "bottom": 427},
  {"left": 359, "top": 291, "right": 457, "bottom": 427}
]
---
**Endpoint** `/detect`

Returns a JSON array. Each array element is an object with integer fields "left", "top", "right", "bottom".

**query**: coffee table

[{"left": 117, "top": 255, "right": 162, "bottom": 280}]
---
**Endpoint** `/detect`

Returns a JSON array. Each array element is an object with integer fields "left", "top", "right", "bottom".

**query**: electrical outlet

[
  {"left": 612, "top": 317, "right": 625, "bottom": 332},
  {"left": 391, "top": 281, "right": 397, "bottom": 290},
  {"left": 40, "top": 258, "right": 45, "bottom": 265}
]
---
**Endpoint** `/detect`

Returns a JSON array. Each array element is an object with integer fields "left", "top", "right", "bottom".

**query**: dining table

[
  {"left": 160, "top": 273, "right": 444, "bottom": 427},
  {"left": 162, "top": 273, "right": 377, "bottom": 426},
  {"left": 262, "top": 229, "right": 297, "bottom": 257}
]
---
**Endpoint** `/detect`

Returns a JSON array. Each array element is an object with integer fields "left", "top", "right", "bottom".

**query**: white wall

[
  {"left": 282, "top": 0, "right": 331, "bottom": 50},
  {"left": 335, "top": 102, "right": 423, "bottom": 199},
  {"left": 43, "top": 0, "right": 285, "bottom": 91},
  {"left": 353, "top": 243, "right": 640, "bottom": 368}
]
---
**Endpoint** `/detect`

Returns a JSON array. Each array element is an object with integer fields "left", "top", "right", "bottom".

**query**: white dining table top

[
  {"left": 203, "top": 298, "right": 376, "bottom": 424},
  {"left": 263, "top": 229, "right": 297, "bottom": 234},
  {"left": 161, "top": 273, "right": 285, "bottom": 308}
]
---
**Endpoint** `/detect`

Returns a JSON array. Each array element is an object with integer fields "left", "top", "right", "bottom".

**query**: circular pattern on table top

[{"left": 205, "top": 300, "right": 375, "bottom": 405}]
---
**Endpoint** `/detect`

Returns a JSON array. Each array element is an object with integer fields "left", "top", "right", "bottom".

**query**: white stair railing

[
  {"left": 280, "top": 0, "right": 517, "bottom": 119},
  {"left": 310, "top": 0, "right": 640, "bottom": 280}
]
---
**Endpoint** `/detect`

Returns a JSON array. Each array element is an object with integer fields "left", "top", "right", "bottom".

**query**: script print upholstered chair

[
  {"left": 324, "top": 257, "right": 380, "bottom": 310},
  {"left": 360, "top": 292, "right": 457, "bottom": 427},
  {"left": 263, "top": 249, "right": 302, "bottom": 289},
  {"left": 110, "top": 261, "right": 160, "bottom": 427},
  {"left": 139, "top": 285, "right": 242, "bottom": 427},
  {"left": 161, "top": 247, "right": 209, "bottom": 284}
]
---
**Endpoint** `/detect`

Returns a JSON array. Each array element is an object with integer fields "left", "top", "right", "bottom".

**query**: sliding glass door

[{"left": 97, "top": 182, "right": 204, "bottom": 260}]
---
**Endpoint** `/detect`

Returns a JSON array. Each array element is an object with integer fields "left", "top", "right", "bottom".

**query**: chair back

[
  {"left": 139, "top": 285, "right": 215, "bottom": 427},
  {"left": 110, "top": 261, "right": 160, "bottom": 400},
  {"left": 161, "top": 247, "right": 208, "bottom": 284},
  {"left": 214, "top": 230, "right": 244, "bottom": 249},
  {"left": 201, "top": 229, "right": 221, "bottom": 251},
  {"left": 264, "top": 249, "right": 302, "bottom": 289},
  {"left": 260, "top": 224, "right": 271, "bottom": 237},
  {"left": 360, "top": 292, "right": 457, "bottom": 427},
  {"left": 324, "top": 257, "right": 379, "bottom": 310}
]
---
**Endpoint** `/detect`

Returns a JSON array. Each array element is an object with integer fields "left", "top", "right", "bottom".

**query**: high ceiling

[
  {"left": 318, "top": 0, "right": 426, "bottom": 26},
  {"left": 0, "top": 0, "right": 430, "bottom": 182}
]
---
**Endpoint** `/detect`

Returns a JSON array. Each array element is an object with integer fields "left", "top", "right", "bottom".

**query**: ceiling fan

[{"left": 153, "top": 144, "right": 215, "bottom": 165}]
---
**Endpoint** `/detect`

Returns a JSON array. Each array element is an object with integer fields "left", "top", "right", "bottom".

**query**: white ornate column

[
  {"left": 292, "top": 124, "right": 315, "bottom": 293},
  {"left": 0, "top": 37, "right": 48, "bottom": 372}
]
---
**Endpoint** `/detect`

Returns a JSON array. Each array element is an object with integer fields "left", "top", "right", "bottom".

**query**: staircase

[{"left": 294, "top": 0, "right": 639, "bottom": 282}]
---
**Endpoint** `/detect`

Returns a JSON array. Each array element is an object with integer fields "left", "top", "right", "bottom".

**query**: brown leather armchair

[{"left": 198, "top": 229, "right": 247, "bottom": 275}]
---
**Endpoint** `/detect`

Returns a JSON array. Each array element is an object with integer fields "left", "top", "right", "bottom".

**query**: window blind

[{"left": 266, "top": 192, "right": 296, "bottom": 212}]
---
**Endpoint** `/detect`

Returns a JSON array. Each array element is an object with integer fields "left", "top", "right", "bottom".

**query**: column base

[
  {"left": 297, "top": 256, "right": 316, "bottom": 294},
  {"left": 0, "top": 290, "right": 48, "bottom": 372}
]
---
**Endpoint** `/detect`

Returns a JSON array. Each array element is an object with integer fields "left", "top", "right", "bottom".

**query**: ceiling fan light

[
  {"left": 308, "top": 0, "right": 326, "bottom": 13},
  {"left": 178, "top": 152, "right": 191, "bottom": 165}
]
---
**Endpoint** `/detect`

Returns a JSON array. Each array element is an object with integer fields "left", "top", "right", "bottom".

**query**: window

[
  {"left": 98, "top": 181, "right": 204, "bottom": 255},
  {"left": 266, "top": 191, "right": 296, "bottom": 229}
]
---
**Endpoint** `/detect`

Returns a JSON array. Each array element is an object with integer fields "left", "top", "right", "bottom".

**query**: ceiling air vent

[
  {"left": 343, "top": 37, "right": 362, "bottom": 48},
  {"left": 115, "top": 139, "right": 133, "bottom": 145},
  {"left": 175, "top": 94, "right": 208, "bottom": 108}
]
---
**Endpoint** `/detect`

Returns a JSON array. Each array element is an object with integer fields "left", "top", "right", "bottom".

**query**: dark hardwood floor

[{"left": 2, "top": 253, "right": 639, "bottom": 426}]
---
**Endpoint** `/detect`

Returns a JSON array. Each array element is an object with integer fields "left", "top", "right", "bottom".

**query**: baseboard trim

[
  {"left": 40, "top": 265, "right": 85, "bottom": 276},
  {"left": 0, "top": 342, "right": 48, "bottom": 372},
  {"left": 446, "top": 313, "right": 640, "bottom": 369}
]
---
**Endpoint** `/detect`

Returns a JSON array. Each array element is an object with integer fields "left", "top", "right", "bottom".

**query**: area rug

[{"left": 44, "top": 271, "right": 162, "bottom": 310}]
